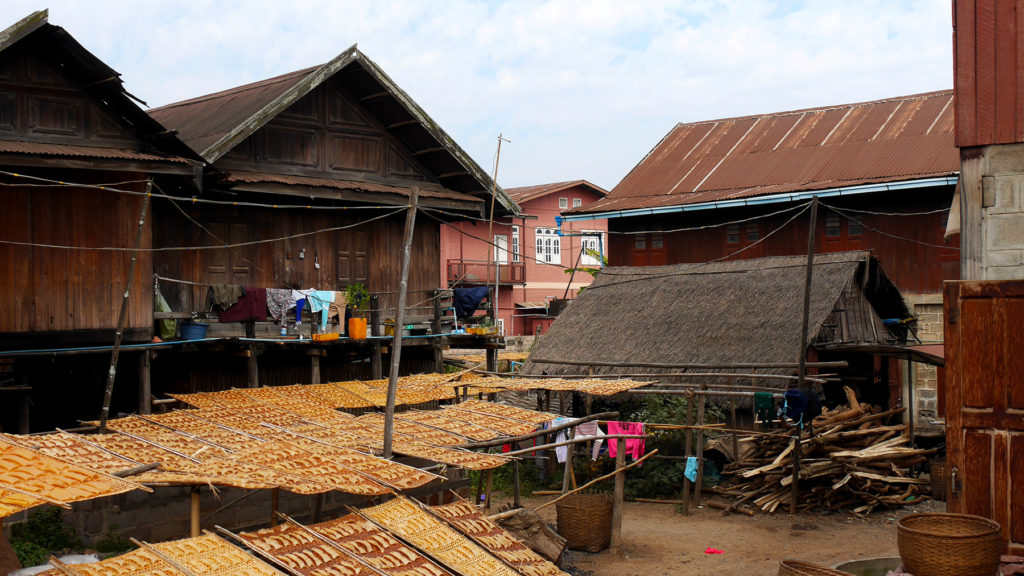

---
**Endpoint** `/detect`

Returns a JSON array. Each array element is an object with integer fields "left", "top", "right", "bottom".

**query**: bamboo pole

[
  {"left": 610, "top": 437, "right": 626, "bottom": 554},
  {"left": 535, "top": 449, "right": 659, "bottom": 511},
  {"left": 694, "top": 384, "right": 707, "bottom": 504},
  {"left": 512, "top": 459, "right": 521, "bottom": 508},
  {"left": 99, "top": 181, "right": 150, "bottom": 433},
  {"left": 271, "top": 488, "right": 280, "bottom": 527},
  {"left": 500, "top": 434, "right": 648, "bottom": 457},
  {"left": 484, "top": 469, "right": 494, "bottom": 513},
  {"left": 561, "top": 427, "right": 574, "bottom": 494},
  {"left": 681, "top": 392, "right": 694, "bottom": 515},
  {"left": 459, "top": 411, "right": 618, "bottom": 449},
  {"left": 384, "top": 186, "right": 418, "bottom": 459}
]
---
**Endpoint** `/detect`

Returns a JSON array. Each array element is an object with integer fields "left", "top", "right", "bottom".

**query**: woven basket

[
  {"left": 777, "top": 559, "right": 854, "bottom": 576},
  {"left": 929, "top": 459, "right": 946, "bottom": 501},
  {"left": 555, "top": 492, "right": 613, "bottom": 552},
  {"left": 897, "top": 513, "right": 1002, "bottom": 576}
]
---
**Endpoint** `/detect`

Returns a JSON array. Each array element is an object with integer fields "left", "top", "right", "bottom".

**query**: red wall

[
  {"left": 440, "top": 184, "right": 608, "bottom": 335},
  {"left": 606, "top": 188, "right": 958, "bottom": 297}
]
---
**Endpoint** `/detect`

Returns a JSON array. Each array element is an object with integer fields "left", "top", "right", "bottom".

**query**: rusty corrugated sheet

[
  {"left": 576, "top": 91, "right": 957, "bottom": 215},
  {"left": 0, "top": 140, "right": 194, "bottom": 163},
  {"left": 506, "top": 179, "right": 608, "bottom": 204},
  {"left": 953, "top": 0, "right": 1024, "bottom": 147},
  {"left": 225, "top": 170, "right": 481, "bottom": 202},
  {"left": 149, "top": 67, "right": 314, "bottom": 159}
]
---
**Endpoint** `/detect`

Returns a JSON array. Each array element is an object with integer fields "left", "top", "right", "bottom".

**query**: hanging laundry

[
  {"left": 329, "top": 291, "right": 347, "bottom": 330},
  {"left": 208, "top": 284, "right": 245, "bottom": 310},
  {"left": 753, "top": 392, "right": 775, "bottom": 425},
  {"left": 307, "top": 291, "right": 337, "bottom": 330},
  {"left": 218, "top": 287, "right": 267, "bottom": 323},
  {"left": 291, "top": 289, "right": 315, "bottom": 324},
  {"left": 266, "top": 289, "right": 294, "bottom": 327},
  {"left": 576, "top": 420, "right": 606, "bottom": 460},
  {"left": 454, "top": 287, "right": 489, "bottom": 319},
  {"left": 606, "top": 421, "right": 646, "bottom": 460},
  {"left": 684, "top": 456, "right": 699, "bottom": 482},
  {"left": 551, "top": 417, "right": 576, "bottom": 463}
]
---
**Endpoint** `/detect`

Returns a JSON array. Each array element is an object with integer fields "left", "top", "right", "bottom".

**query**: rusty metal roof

[
  {"left": 0, "top": 11, "right": 199, "bottom": 163},
  {"left": 225, "top": 170, "right": 483, "bottom": 204},
  {"left": 573, "top": 91, "right": 957, "bottom": 215},
  {"left": 0, "top": 140, "right": 195, "bottom": 164},
  {"left": 506, "top": 180, "right": 608, "bottom": 204},
  {"left": 149, "top": 47, "right": 519, "bottom": 215}
]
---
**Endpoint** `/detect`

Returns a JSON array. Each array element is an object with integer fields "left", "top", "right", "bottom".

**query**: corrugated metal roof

[
  {"left": 506, "top": 180, "right": 608, "bottom": 204},
  {"left": 149, "top": 47, "right": 520, "bottom": 215},
  {"left": 0, "top": 11, "right": 200, "bottom": 163},
  {"left": 0, "top": 140, "right": 195, "bottom": 164},
  {"left": 225, "top": 170, "right": 482, "bottom": 203},
  {"left": 575, "top": 91, "right": 957, "bottom": 215}
]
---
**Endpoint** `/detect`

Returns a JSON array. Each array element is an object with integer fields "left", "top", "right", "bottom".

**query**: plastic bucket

[
  {"left": 180, "top": 322, "right": 208, "bottom": 340},
  {"left": 348, "top": 317, "right": 367, "bottom": 340}
]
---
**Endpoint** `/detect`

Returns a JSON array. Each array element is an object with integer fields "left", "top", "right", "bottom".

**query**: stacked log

[{"left": 718, "top": 387, "right": 936, "bottom": 515}]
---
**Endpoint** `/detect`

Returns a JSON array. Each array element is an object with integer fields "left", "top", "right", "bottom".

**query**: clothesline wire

[
  {"left": 0, "top": 169, "right": 427, "bottom": 212},
  {"left": 819, "top": 201, "right": 959, "bottom": 250},
  {"left": 582, "top": 201, "right": 813, "bottom": 292},
  {"left": 0, "top": 206, "right": 408, "bottom": 252}
]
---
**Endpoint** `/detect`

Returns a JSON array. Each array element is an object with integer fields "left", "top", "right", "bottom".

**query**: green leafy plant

[
  {"left": 344, "top": 282, "right": 370, "bottom": 311},
  {"left": 563, "top": 248, "right": 607, "bottom": 294},
  {"left": 8, "top": 507, "right": 82, "bottom": 566},
  {"left": 94, "top": 526, "right": 133, "bottom": 555}
]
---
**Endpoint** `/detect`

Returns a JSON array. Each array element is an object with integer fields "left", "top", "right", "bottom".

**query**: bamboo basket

[
  {"left": 897, "top": 513, "right": 1002, "bottom": 576},
  {"left": 777, "top": 559, "right": 854, "bottom": 576},
  {"left": 555, "top": 492, "right": 613, "bottom": 552}
]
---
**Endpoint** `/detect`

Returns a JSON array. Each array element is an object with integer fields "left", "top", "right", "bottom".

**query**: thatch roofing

[{"left": 521, "top": 251, "right": 911, "bottom": 383}]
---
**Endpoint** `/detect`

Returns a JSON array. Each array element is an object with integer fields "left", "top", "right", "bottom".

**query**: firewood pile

[{"left": 717, "top": 386, "right": 937, "bottom": 515}]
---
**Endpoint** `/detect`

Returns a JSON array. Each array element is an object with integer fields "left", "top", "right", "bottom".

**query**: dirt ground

[{"left": 501, "top": 494, "right": 944, "bottom": 576}]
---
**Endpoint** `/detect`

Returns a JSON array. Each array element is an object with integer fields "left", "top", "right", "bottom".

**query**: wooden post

[
  {"left": 312, "top": 493, "right": 324, "bottom": 523},
  {"left": 17, "top": 389, "right": 30, "bottom": 435},
  {"left": 371, "top": 341, "right": 383, "bottom": 379},
  {"left": 271, "top": 488, "right": 280, "bottom": 527},
  {"left": 369, "top": 294, "right": 381, "bottom": 337},
  {"left": 512, "top": 459, "right": 522, "bottom": 508},
  {"left": 432, "top": 291, "right": 442, "bottom": 335},
  {"left": 561, "top": 427, "right": 574, "bottom": 493},
  {"left": 484, "top": 469, "right": 494, "bottom": 513},
  {"left": 694, "top": 384, "right": 707, "bottom": 505},
  {"left": 681, "top": 392, "right": 694, "bottom": 515},
  {"left": 790, "top": 432, "right": 801, "bottom": 515},
  {"left": 475, "top": 470, "right": 485, "bottom": 507},
  {"left": 730, "top": 398, "right": 739, "bottom": 463},
  {"left": 247, "top": 346, "right": 259, "bottom": 388},
  {"left": 610, "top": 437, "right": 626, "bottom": 554},
  {"left": 797, "top": 197, "right": 819, "bottom": 393},
  {"left": 138, "top": 350, "right": 151, "bottom": 416},
  {"left": 190, "top": 486, "right": 200, "bottom": 537},
  {"left": 99, "top": 182, "right": 150, "bottom": 433},
  {"left": 310, "top": 353, "right": 320, "bottom": 384},
  {"left": 384, "top": 187, "right": 418, "bottom": 459}
]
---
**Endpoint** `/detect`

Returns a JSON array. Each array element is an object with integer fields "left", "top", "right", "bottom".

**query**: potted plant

[
  {"left": 344, "top": 282, "right": 370, "bottom": 339},
  {"left": 344, "top": 282, "right": 370, "bottom": 316}
]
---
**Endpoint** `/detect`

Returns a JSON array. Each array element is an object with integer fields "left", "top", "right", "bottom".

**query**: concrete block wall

[
  {"left": 983, "top": 172, "right": 1024, "bottom": 279},
  {"left": 905, "top": 295, "right": 944, "bottom": 434}
]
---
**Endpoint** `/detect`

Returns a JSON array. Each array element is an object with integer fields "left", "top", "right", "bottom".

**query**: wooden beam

[
  {"left": 384, "top": 186, "right": 418, "bottom": 459},
  {"left": 439, "top": 171, "right": 470, "bottom": 179},
  {"left": 387, "top": 119, "right": 420, "bottom": 129},
  {"left": 529, "top": 358, "right": 848, "bottom": 370},
  {"left": 190, "top": 486, "right": 201, "bottom": 537},
  {"left": 413, "top": 147, "right": 445, "bottom": 156},
  {"left": 359, "top": 91, "right": 389, "bottom": 102},
  {"left": 610, "top": 437, "right": 625, "bottom": 554}
]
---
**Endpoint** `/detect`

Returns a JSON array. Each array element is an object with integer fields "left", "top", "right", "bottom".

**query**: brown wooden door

[{"left": 944, "top": 280, "right": 1024, "bottom": 554}]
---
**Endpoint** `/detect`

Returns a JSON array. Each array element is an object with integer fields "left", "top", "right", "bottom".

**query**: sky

[{"left": 8, "top": 1, "right": 953, "bottom": 191}]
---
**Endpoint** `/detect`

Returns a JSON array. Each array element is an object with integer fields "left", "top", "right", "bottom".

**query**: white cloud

[{"left": 6, "top": 0, "right": 951, "bottom": 190}]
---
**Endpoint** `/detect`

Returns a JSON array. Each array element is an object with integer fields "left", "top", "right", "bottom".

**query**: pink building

[{"left": 440, "top": 180, "right": 608, "bottom": 336}]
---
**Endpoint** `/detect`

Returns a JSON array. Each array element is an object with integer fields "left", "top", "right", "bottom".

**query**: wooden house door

[{"left": 944, "top": 280, "right": 1024, "bottom": 554}]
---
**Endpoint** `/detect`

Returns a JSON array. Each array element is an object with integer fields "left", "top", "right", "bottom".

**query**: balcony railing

[{"left": 447, "top": 259, "right": 526, "bottom": 286}]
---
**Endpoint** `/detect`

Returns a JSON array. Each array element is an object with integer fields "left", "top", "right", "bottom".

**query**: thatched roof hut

[{"left": 521, "top": 251, "right": 912, "bottom": 387}]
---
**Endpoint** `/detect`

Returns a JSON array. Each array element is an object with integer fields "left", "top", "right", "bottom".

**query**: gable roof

[
  {"left": 0, "top": 10, "right": 198, "bottom": 163},
  {"left": 521, "top": 251, "right": 911, "bottom": 383},
  {"left": 571, "top": 91, "right": 958, "bottom": 217},
  {"left": 506, "top": 180, "right": 608, "bottom": 204},
  {"left": 150, "top": 47, "right": 519, "bottom": 215}
]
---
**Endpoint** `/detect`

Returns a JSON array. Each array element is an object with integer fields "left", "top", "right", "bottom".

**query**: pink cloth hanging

[{"left": 606, "top": 421, "right": 645, "bottom": 459}]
